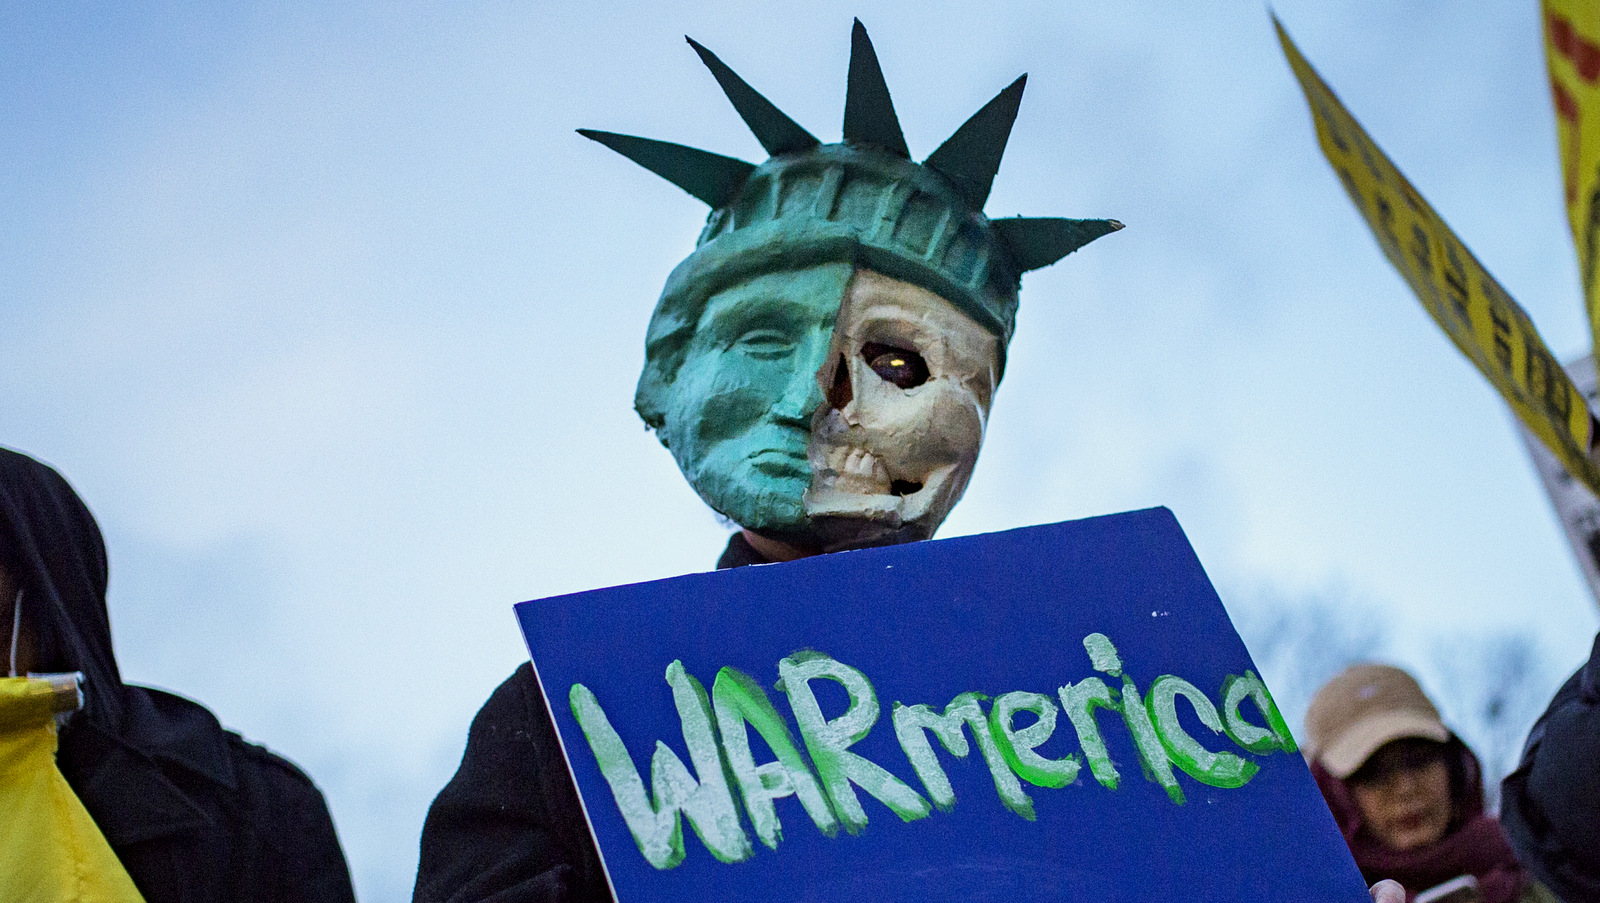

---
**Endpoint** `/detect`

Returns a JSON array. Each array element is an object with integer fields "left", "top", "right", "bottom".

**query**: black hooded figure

[
  {"left": 414, "top": 18, "right": 1126, "bottom": 903},
  {"left": 0, "top": 447, "right": 357, "bottom": 903},
  {"left": 1500, "top": 632, "right": 1600, "bottom": 903}
]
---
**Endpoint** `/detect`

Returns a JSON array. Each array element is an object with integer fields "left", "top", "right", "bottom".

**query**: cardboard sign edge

[{"left": 521, "top": 650, "right": 622, "bottom": 902}]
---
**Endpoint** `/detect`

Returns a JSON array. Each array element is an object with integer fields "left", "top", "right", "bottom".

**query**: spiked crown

[{"left": 586, "top": 20, "right": 1121, "bottom": 428}]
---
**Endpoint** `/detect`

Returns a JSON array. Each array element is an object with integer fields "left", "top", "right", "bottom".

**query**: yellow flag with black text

[
  {"left": 1543, "top": 1, "right": 1600, "bottom": 363},
  {"left": 1276, "top": 19, "right": 1600, "bottom": 498}
]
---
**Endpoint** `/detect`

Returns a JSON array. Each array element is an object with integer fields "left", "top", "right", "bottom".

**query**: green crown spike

[
  {"left": 993, "top": 217, "right": 1124, "bottom": 272},
  {"left": 842, "top": 19, "right": 909, "bottom": 158},
  {"left": 586, "top": 20, "right": 1122, "bottom": 421},
  {"left": 924, "top": 74, "right": 1028, "bottom": 209},
  {"left": 685, "top": 36, "right": 820, "bottom": 157},
  {"left": 576, "top": 129, "right": 755, "bottom": 207}
]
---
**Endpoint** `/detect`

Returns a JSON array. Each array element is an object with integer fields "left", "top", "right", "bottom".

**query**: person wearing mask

[
  {"left": 0, "top": 446, "right": 357, "bottom": 903},
  {"left": 1304, "top": 663, "right": 1556, "bottom": 903},
  {"left": 1500, "top": 631, "right": 1600, "bottom": 903},
  {"left": 412, "top": 20, "right": 1124, "bottom": 903}
]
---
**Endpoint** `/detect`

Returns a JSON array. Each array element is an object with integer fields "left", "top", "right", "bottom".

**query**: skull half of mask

[{"left": 805, "top": 270, "right": 997, "bottom": 550}]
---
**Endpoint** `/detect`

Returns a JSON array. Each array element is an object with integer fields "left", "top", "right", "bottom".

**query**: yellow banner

[
  {"left": 1543, "top": 1, "right": 1600, "bottom": 358},
  {"left": 1276, "top": 19, "right": 1600, "bottom": 497}
]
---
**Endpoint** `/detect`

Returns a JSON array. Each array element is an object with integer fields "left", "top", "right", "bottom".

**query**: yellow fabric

[
  {"left": 1520, "top": 880, "right": 1564, "bottom": 903},
  {"left": 0, "top": 677, "right": 145, "bottom": 903},
  {"left": 1276, "top": 18, "right": 1600, "bottom": 499},
  {"left": 1543, "top": 0, "right": 1600, "bottom": 358}
]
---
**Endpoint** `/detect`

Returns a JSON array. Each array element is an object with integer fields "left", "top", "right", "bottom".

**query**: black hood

[
  {"left": 1, "top": 448, "right": 356, "bottom": 901},
  {"left": 1500, "top": 632, "right": 1600, "bottom": 903},
  {"left": 0, "top": 446, "right": 124, "bottom": 728},
  {"left": 1, "top": 445, "right": 243, "bottom": 839}
]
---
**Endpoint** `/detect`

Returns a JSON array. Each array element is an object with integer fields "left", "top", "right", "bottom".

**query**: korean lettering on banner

[
  {"left": 1275, "top": 19, "right": 1600, "bottom": 499},
  {"left": 1545, "top": 0, "right": 1600, "bottom": 348}
]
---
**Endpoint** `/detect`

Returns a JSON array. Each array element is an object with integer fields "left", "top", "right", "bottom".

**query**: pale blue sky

[{"left": 4, "top": 3, "right": 1596, "bottom": 899}]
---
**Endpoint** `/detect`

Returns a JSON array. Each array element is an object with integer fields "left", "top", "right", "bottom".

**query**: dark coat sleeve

[
  {"left": 1501, "top": 632, "right": 1600, "bottom": 903},
  {"left": 228, "top": 738, "right": 358, "bottom": 903},
  {"left": 57, "top": 691, "right": 355, "bottom": 903},
  {"left": 414, "top": 664, "right": 611, "bottom": 903}
]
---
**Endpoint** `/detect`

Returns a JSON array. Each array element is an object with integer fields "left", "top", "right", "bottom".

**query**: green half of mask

[{"left": 656, "top": 263, "right": 853, "bottom": 538}]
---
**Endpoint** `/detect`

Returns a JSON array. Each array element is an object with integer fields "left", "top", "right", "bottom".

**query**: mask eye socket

[{"left": 862, "top": 342, "right": 929, "bottom": 389}]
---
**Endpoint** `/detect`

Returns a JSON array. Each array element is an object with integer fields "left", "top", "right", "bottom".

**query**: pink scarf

[{"left": 1310, "top": 746, "right": 1527, "bottom": 903}]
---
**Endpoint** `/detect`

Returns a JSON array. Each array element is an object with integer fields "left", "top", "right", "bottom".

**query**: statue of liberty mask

[{"left": 586, "top": 21, "right": 1120, "bottom": 551}]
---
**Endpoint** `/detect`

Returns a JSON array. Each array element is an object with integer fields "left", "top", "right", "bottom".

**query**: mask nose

[
  {"left": 826, "top": 353, "right": 853, "bottom": 412},
  {"left": 772, "top": 344, "right": 831, "bottom": 428}
]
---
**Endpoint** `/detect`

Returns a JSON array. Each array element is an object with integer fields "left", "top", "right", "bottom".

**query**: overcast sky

[{"left": 5, "top": 2, "right": 1597, "bottom": 900}]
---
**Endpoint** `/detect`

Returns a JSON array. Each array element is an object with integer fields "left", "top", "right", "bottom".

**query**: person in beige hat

[{"left": 1306, "top": 664, "right": 1556, "bottom": 903}]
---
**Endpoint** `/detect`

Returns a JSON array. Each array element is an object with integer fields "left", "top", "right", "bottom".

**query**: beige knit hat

[{"left": 1304, "top": 663, "right": 1451, "bottom": 779}]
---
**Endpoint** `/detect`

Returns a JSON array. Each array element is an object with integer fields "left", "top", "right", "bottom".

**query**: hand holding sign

[{"left": 1371, "top": 880, "right": 1407, "bottom": 903}]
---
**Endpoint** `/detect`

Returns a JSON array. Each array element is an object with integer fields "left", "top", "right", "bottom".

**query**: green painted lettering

[
  {"left": 1057, "top": 678, "right": 1121, "bottom": 789},
  {"left": 1220, "top": 670, "right": 1297, "bottom": 754},
  {"left": 1148, "top": 675, "right": 1260, "bottom": 789},
  {"left": 1085, "top": 634, "right": 1184, "bottom": 804},
  {"left": 1083, "top": 632, "right": 1123, "bottom": 676},
  {"left": 712, "top": 666, "right": 839, "bottom": 847},
  {"left": 779, "top": 653, "right": 931, "bottom": 831},
  {"left": 891, "top": 692, "right": 1029, "bottom": 816},
  {"left": 568, "top": 662, "right": 752, "bottom": 869},
  {"left": 990, "top": 691, "right": 1081, "bottom": 808}
]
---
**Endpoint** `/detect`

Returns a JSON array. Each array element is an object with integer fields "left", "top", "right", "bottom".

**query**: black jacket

[
  {"left": 0, "top": 448, "right": 356, "bottom": 903},
  {"left": 413, "top": 533, "right": 771, "bottom": 903},
  {"left": 1500, "top": 631, "right": 1600, "bottom": 903}
]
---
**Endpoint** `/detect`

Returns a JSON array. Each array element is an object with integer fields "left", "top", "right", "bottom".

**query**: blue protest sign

[{"left": 516, "top": 508, "right": 1369, "bottom": 902}]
